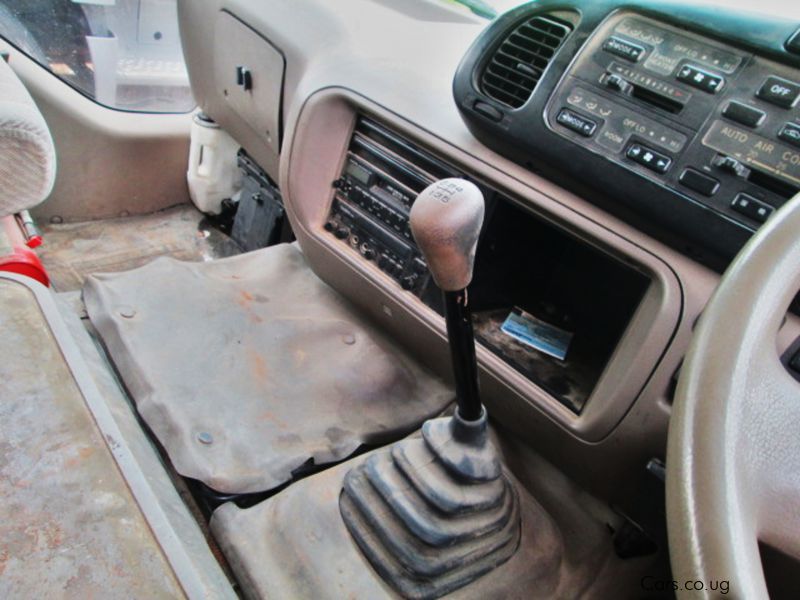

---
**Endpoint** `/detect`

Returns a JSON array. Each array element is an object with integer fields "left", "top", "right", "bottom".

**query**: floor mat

[
  {"left": 37, "top": 204, "right": 240, "bottom": 291},
  {"left": 210, "top": 448, "right": 562, "bottom": 599},
  {"left": 84, "top": 243, "right": 454, "bottom": 494}
]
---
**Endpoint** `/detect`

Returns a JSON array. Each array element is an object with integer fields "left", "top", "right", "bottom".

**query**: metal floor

[
  {"left": 36, "top": 204, "right": 241, "bottom": 292},
  {"left": 0, "top": 276, "right": 185, "bottom": 598}
]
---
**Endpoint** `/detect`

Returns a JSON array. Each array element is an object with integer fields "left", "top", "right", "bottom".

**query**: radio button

[
  {"left": 679, "top": 168, "right": 720, "bottom": 197},
  {"left": 757, "top": 76, "right": 800, "bottom": 109},
  {"left": 556, "top": 108, "right": 597, "bottom": 137},
  {"left": 626, "top": 143, "right": 671, "bottom": 174},
  {"left": 603, "top": 36, "right": 645, "bottom": 62},
  {"left": 677, "top": 65, "right": 724, "bottom": 94},
  {"left": 722, "top": 101, "right": 765, "bottom": 128},
  {"left": 731, "top": 193, "right": 774, "bottom": 223},
  {"left": 778, "top": 122, "right": 800, "bottom": 149}
]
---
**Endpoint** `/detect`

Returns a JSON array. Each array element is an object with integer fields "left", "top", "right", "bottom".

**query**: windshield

[
  {"left": 444, "top": 0, "right": 522, "bottom": 19},
  {"left": 0, "top": 0, "right": 194, "bottom": 113}
]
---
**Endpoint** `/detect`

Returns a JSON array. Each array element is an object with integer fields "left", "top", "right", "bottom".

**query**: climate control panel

[{"left": 546, "top": 12, "right": 800, "bottom": 230}]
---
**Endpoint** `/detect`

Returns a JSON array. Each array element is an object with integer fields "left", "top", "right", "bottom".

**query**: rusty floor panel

[
  {"left": 37, "top": 204, "right": 240, "bottom": 291},
  {"left": 0, "top": 278, "right": 183, "bottom": 598},
  {"left": 84, "top": 243, "right": 454, "bottom": 495}
]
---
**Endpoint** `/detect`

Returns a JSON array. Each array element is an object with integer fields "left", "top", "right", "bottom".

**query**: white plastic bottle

[{"left": 187, "top": 113, "right": 242, "bottom": 215}]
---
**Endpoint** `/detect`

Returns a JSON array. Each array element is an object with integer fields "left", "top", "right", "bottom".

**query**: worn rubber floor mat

[
  {"left": 84, "top": 243, "right": 453, "bottom": 494},
  {"left": 210, "top": 449, "right": 562, "bottom": 600}
]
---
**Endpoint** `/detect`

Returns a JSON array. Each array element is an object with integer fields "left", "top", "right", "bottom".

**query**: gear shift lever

[
  {"left": 339, "top": 179, "right": 520, "bottom": 599},
  {"left": 409, "top": 178, "right": 484, "bottom": 421}
]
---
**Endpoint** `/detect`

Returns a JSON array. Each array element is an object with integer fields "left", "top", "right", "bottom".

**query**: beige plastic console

[{"left": 281, "top": 88, "right": 682, "bottom": 443}]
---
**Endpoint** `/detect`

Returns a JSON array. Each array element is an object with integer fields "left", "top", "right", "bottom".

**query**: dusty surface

[
  {"left": 211, "top": 449, "right": 562, "bottom": 600},
  {"left": 0, "top": 278, "right": 182, "bottom": 598},
  {"left": 37, "top": 204, "right": 240, "bottom": 291},
  {"left": 84, "top": 243, "right": 454, "bottom": 495}
]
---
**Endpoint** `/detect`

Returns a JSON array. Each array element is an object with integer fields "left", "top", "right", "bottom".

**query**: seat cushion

[{"left": 0, "top": 57, "right": 56, "bottom": 217}]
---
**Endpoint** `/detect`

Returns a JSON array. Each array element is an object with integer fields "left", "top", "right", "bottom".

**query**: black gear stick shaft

[
  {"left": 342, "top": 182, "right": 520, "bottom": 599},
  {"left": 410, "top": 178, "right": 485, "bottom": 422}
]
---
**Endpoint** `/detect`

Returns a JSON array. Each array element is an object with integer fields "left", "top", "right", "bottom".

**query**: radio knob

[
  {"left": 334, "top": 226, "right": 350, "bottom": 240},
  {"left": 361, "top": 244, "right": 376, "bottom": 260},
  {"left": 324, "top": 221, "right": 336, "bottom": 232},
  {"left": 400, "top": 274, "right": 418, "bottom": 290}
]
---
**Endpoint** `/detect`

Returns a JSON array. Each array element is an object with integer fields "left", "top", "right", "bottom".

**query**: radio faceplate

[
  {"left": 546, "top": 12, "right": 800, "bottom": 230},
  {"left": 324, "top": 118, "right": 463, "bottom": 297}
]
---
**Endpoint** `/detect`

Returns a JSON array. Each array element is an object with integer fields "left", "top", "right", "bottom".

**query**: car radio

[{"left": 325, "top": 118, "right": 462, "bottom": 297}]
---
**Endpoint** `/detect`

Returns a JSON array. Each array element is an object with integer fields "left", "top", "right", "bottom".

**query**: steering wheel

[{"left": 667, "top": 192, "right": 800, "bottom": 598}]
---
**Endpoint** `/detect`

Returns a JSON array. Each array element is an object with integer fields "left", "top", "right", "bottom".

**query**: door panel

[{"left": 2, "top": 43, "right": 192, "bottom": 223}]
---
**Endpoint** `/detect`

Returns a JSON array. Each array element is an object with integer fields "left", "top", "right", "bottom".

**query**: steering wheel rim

[{"left": 667, "top": 192, "right": 800, "bottom": 598}]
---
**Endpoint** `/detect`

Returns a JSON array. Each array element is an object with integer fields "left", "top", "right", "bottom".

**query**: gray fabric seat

[{"left": 0, "top": 57, "right": 55, "bottom": 218}]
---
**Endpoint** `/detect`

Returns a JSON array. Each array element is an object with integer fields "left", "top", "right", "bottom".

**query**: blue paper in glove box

[{"left": 500, "top": 307, "right": 573, "bottom": 361}]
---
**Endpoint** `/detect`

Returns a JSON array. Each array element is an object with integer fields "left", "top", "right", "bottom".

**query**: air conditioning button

[
  {"left": 731, "top": 193, "right": 773, "bottom": 223},
  {"left": 757, "top": 76, "right": 800, "bottom": 109},
  {"left": 556, "top": 108, "right": 597, "bottom": 137},
  {"left": 677, "top": 65, "right": 724, "bottom": 94},
  {"left": 722, "top": 101, "right": 765, "bottom": 128},
  {"left": 679, "top": 168, "right": 719, "bottom": 197},
  {"left": 626, "top": 143, "right": 671, "bottom": 174},
  {"left": 603, "top": 36, "right": 645, "bottom": 62},
  {"left": 778, "top": 122, "right": 800, "bottom": 149}
]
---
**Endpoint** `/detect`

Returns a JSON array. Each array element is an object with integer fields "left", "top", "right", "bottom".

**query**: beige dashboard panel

[
  {"left": 282, "top": 88, "right": 682, "bottom": 443},
  {"left": 213, "top": 12, "right": 284, "bottom": 168}
]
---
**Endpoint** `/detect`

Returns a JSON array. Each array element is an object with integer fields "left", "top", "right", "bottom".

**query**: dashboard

[
  {"left": 177, "top": 0, "right": 800, "bottom": 504},
  {"left": 455, "top": 2, "right": 800, "bottom": 269}
]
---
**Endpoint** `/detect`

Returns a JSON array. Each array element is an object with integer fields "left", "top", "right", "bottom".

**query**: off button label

[{"left": 757, "top": 76, "right": 800, "bottom": 109}]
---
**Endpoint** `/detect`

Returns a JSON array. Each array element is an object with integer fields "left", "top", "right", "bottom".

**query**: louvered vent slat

[{"left": 480, "top": 15, "right": 571, "bottom": 109}]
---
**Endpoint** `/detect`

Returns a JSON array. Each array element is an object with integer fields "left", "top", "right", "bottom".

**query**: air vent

[{"left": 481, "top": 15, "right": 571, "bottom": 109}]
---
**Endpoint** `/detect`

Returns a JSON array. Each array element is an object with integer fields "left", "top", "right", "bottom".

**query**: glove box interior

[{"left": 425, "top": 193, "right": 652, "bottom": 414}]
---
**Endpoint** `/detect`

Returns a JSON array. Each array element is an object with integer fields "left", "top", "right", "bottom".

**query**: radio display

[
  {"left": 703, "top": 120, "right": 800, "bottom": 188},
  {"left": 346, "top": 160, "right": 373, "bottom": 187}
]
